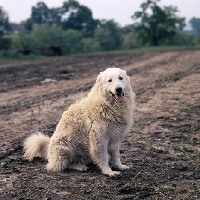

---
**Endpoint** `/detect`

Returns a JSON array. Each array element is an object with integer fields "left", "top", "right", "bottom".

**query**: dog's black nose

[{"left": 115, "top": 87, "right": 122, "bottom": 94}]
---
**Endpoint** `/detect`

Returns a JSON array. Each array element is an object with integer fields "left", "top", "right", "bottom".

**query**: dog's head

[{"left": 95, "top": 68, "right": 132, "bottom": 104}]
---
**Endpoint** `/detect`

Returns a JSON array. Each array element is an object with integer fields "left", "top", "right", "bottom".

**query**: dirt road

[{"left": 0, "top": 50, "right": 200, "bottom": 199}]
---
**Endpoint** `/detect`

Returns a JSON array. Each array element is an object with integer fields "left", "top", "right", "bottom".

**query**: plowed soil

[{"left": 0, "top": 50, "right": 200, "bottom": 199}]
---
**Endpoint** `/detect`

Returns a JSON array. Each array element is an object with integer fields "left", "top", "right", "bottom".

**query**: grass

[
  {"left": 179, "top": 108, "right": 192, "bottom": 113},
  {"left": 133, "top": 119, "right": 144, "bottom": 133},
  {"left": 0, "top": 51, "right": 46, "bottom": 65},
  {"left": 135, "top": 142, "right": 146, "bottom": 149},
  {"left": 173, "top": 142, "right": 184, "bottom": 152},
  {"left": 0, "top": 46, "right": 198, "bottom": 64}
]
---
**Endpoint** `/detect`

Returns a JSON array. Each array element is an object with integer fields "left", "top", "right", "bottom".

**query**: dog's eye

[
  {"left": 108, "top": 79, "right": 112, "bottom": 82},
  {"left": 119, "top": 76, "right": 123, "bottom": 80}
]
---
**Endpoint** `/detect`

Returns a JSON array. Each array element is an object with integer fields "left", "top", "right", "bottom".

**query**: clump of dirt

[{"left": 0, "top": 50, "right": 200, "bottom": 199}]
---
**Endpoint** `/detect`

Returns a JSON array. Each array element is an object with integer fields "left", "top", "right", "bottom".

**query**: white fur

[{"left": 23, "top": 68, "right": 135, "bottom": 176}]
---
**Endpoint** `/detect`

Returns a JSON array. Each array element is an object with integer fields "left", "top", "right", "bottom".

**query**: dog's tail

[{"left": 23, "top": 132, "right": 50, "bottom": 160}]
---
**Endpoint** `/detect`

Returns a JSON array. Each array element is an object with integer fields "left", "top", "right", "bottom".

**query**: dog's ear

[
  {"left": 121, "top": 70, "right": 130, "bottom": 82},
  {"left": 96, "top": 72, "right": 102, "bottom": 83},
  {"left": 126, "top": 75, "right": 130, "bottom": 82},
  {"left": 96, "top": 72, "right": 103, "bottom": 90}
]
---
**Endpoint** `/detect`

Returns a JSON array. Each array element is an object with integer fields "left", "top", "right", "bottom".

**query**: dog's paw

[
  {"left": 102, "top": 170, "right": 121, "bottom": 176},
  {"left": 109, "top": 171, "right": 121, "bottom": 176},
  {"left": 116, "top": 164, "right": 129, "bottom": 171}
]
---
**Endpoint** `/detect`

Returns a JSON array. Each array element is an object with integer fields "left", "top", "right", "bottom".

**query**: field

[{"left": 0, "top": 50, "right": 200, "bottom": 199}]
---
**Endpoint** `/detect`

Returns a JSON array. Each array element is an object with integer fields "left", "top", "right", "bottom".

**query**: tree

[
  {"left": 81, "top": 37, "right": 102, "bottom": 52},
  {"left": 100, "top": 20, "right": 122, "bottom": 48},
  {"left": 64, "top": 29, "right": 83, "bottom": 53},
  {"left": 0, "top": 7, "right": 11, "bottom": 50},
  {"left": 94, "top": 28, "right": 115, "bottom": 51},
  {"left": 132, "top": 0, "right": 185, "bottom": 46},
  {"left": 31, "top": 24, "right": 66, "bottom": 48},
  {"left": 23, "top": 2, "right": 58, "bottom": 30},
  {"left": 23, "top": 0, "right": 99, "bottom": 36},
  {"left": 0, "top": 7, "right": 11, "bottom": 35},
  {"left": 189, "top": 18, "right": 200, "bottom": 33},
  {"left": 94, "top": 20, "right": 122, "bottom": 51},
  {"left": 50, "top": 7, "right": 63, "bottom": 26},
  {"left": 195, "top": 36, "right": 200, "bottom": 47},
  {"left": 62, "top": 0, "right": 99, "bottom": 36},
  {"left": 122, "top": 32, "right": 141, "bottom": 49}
]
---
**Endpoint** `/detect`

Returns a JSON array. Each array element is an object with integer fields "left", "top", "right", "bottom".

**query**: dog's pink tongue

[{"left": 115, "top": 94, "right": 124, "bottom": 103}]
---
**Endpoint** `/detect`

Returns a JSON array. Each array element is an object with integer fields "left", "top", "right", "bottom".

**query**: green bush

[
  {"left": 81, "top": 37, "right": 102, "bottom": 53},
  {"left": 0, "top": 36, "right": 12, "bottom": 50},
  {"left": 63, "top": 29, "right": 83, "bottom": 54},
  {"left": 7, "top": 34, "right": 22, "bottom": 49},
  {"left": 31, "top": 24, "right": 66, "bottom": 48},
  {"left": 195, "top": 35, "right": 200, "bottom": 47},
  {"left": 160, "top": 31, "right": 196, "bottom": 46},
  {"left": 94, "top": 28, "right": 116, "bottom": 51},
  {"left": 122, "top": 32, "right": 141, "bottom": 49}
]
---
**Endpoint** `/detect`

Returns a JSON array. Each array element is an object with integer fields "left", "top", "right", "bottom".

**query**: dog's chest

[
  {"left": 105, "top": 120, "right": 126, "bottom": 139},
  {"left": 99, "top": 105, "right": 127, "bottom": 124}
]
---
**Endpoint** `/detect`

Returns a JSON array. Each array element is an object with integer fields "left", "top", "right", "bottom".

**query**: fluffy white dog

[{"left": 24, "top": 68, "right": 135, "bottom": 176}]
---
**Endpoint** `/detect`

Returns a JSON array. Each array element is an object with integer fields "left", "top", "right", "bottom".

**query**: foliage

[
  {"left": 122, "top": 32, "right": 141, "bottom": 49},
  {"left": 63, "top": 29, "right": 82, "bottom": 54},
  {"left": 132, "top": 0, "right": 185, "bottom": 46},
  {"left": 23, "top": 2, "right": 51, "bottom": 30},
  {"left": 0, "top": 7, "right": 12, "bottom": 50},
  {"left": 189, "top": 18, "right": 200, "bottom": 33},
  {"left": 101, "top": 20, "right": 122, "bottom": 49},
  {"left": 0, "top": 36, "right": 11, "bottom": 50},
  {"left": 81, "top": 37, "right": 102, "bottom": 52},
  {"left": 19, "top": 34, "right": 35, "bottom": 49},
  {"left": 8, "top": 34, "right": 22, "bottom": 49},
  {"left": 94, "top": 28, "right": 115, "bottom": 51},
  {"left": 0, "top": 0, "right": 199, "bottom": 57},
  {"left": 0, "top": 7, "right": 11, "bottom": 34},
  {"left": 120, "top": 25, "right": 141, "bottom": 50},
  {"left": 50, "top": 7, "right": 63, "bottom": 26},
  {"left": 31, "top": 24, "right": 65, "bottom": 48},
  {"left": 31, "top": 2, "right": 52, "bottom": 25},
  {"left": 170, "top": 31, "right": 197, "bottom": 46},
  {"left": 23, "top": 0, "right": 99, "bottom": 37},
  {"left": 62, "top": 0, "right": 99, "bottom": 36},
  {"left": 195, "top": 35, "right": 200, "bottom": 47},
  {"left": 94, "top": 20, "right": 122, "bottom": 51}
]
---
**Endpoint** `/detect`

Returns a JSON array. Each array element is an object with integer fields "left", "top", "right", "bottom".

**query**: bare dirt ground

[{"left": 0, "top": 50, "right": 200, "bottom": 199}]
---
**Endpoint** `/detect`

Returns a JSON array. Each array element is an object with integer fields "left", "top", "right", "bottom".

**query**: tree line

[{"left": 0, "top": 0, "right": 200, "bottom": 56}]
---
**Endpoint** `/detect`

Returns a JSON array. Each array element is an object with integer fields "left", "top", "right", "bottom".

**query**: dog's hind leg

[
  {"left": 46, "top": 156, "right": 69, "bottom": 172},
  {"left": 46, "top": 142, "right": 74, "bottom": 172}
]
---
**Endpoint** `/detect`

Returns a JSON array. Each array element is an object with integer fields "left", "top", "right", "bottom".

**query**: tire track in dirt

[
  {"left": 125, "top": 51, "right": 200, "bottom": 97},
  {"left": 0, "top": 52, "right": 141, "bottom": 92},
  {"left": 0, "top": 80, "right": 94, "bottom": 115},
  {"left": 136, "top": 63, "right": 200, "bottom": 97}
]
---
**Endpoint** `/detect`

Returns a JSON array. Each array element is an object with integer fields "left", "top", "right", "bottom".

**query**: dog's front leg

[
  {"left": 90, "top": 133, "right": 120, "bottom": 176},
  {"left": 109, "top": 140, "right": 129, "bottom": 171}
]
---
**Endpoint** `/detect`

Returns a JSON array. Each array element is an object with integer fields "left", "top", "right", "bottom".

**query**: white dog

[{"left": 24, "top": 68, "right": 135, "bottom": 176}]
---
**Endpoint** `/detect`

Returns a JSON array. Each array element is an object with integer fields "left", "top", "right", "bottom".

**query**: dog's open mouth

[{"left": 110, "top": 92, "right": 124, "bottom": 103}]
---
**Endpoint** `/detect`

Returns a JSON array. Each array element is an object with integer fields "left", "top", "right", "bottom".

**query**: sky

[{"left": 1, "top": 0, "right": 200, "bottom": 26}]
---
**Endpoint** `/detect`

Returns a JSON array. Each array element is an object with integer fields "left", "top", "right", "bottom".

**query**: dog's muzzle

[{"left": 110, "top": 87, "right": 124, "bottom": 103}]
